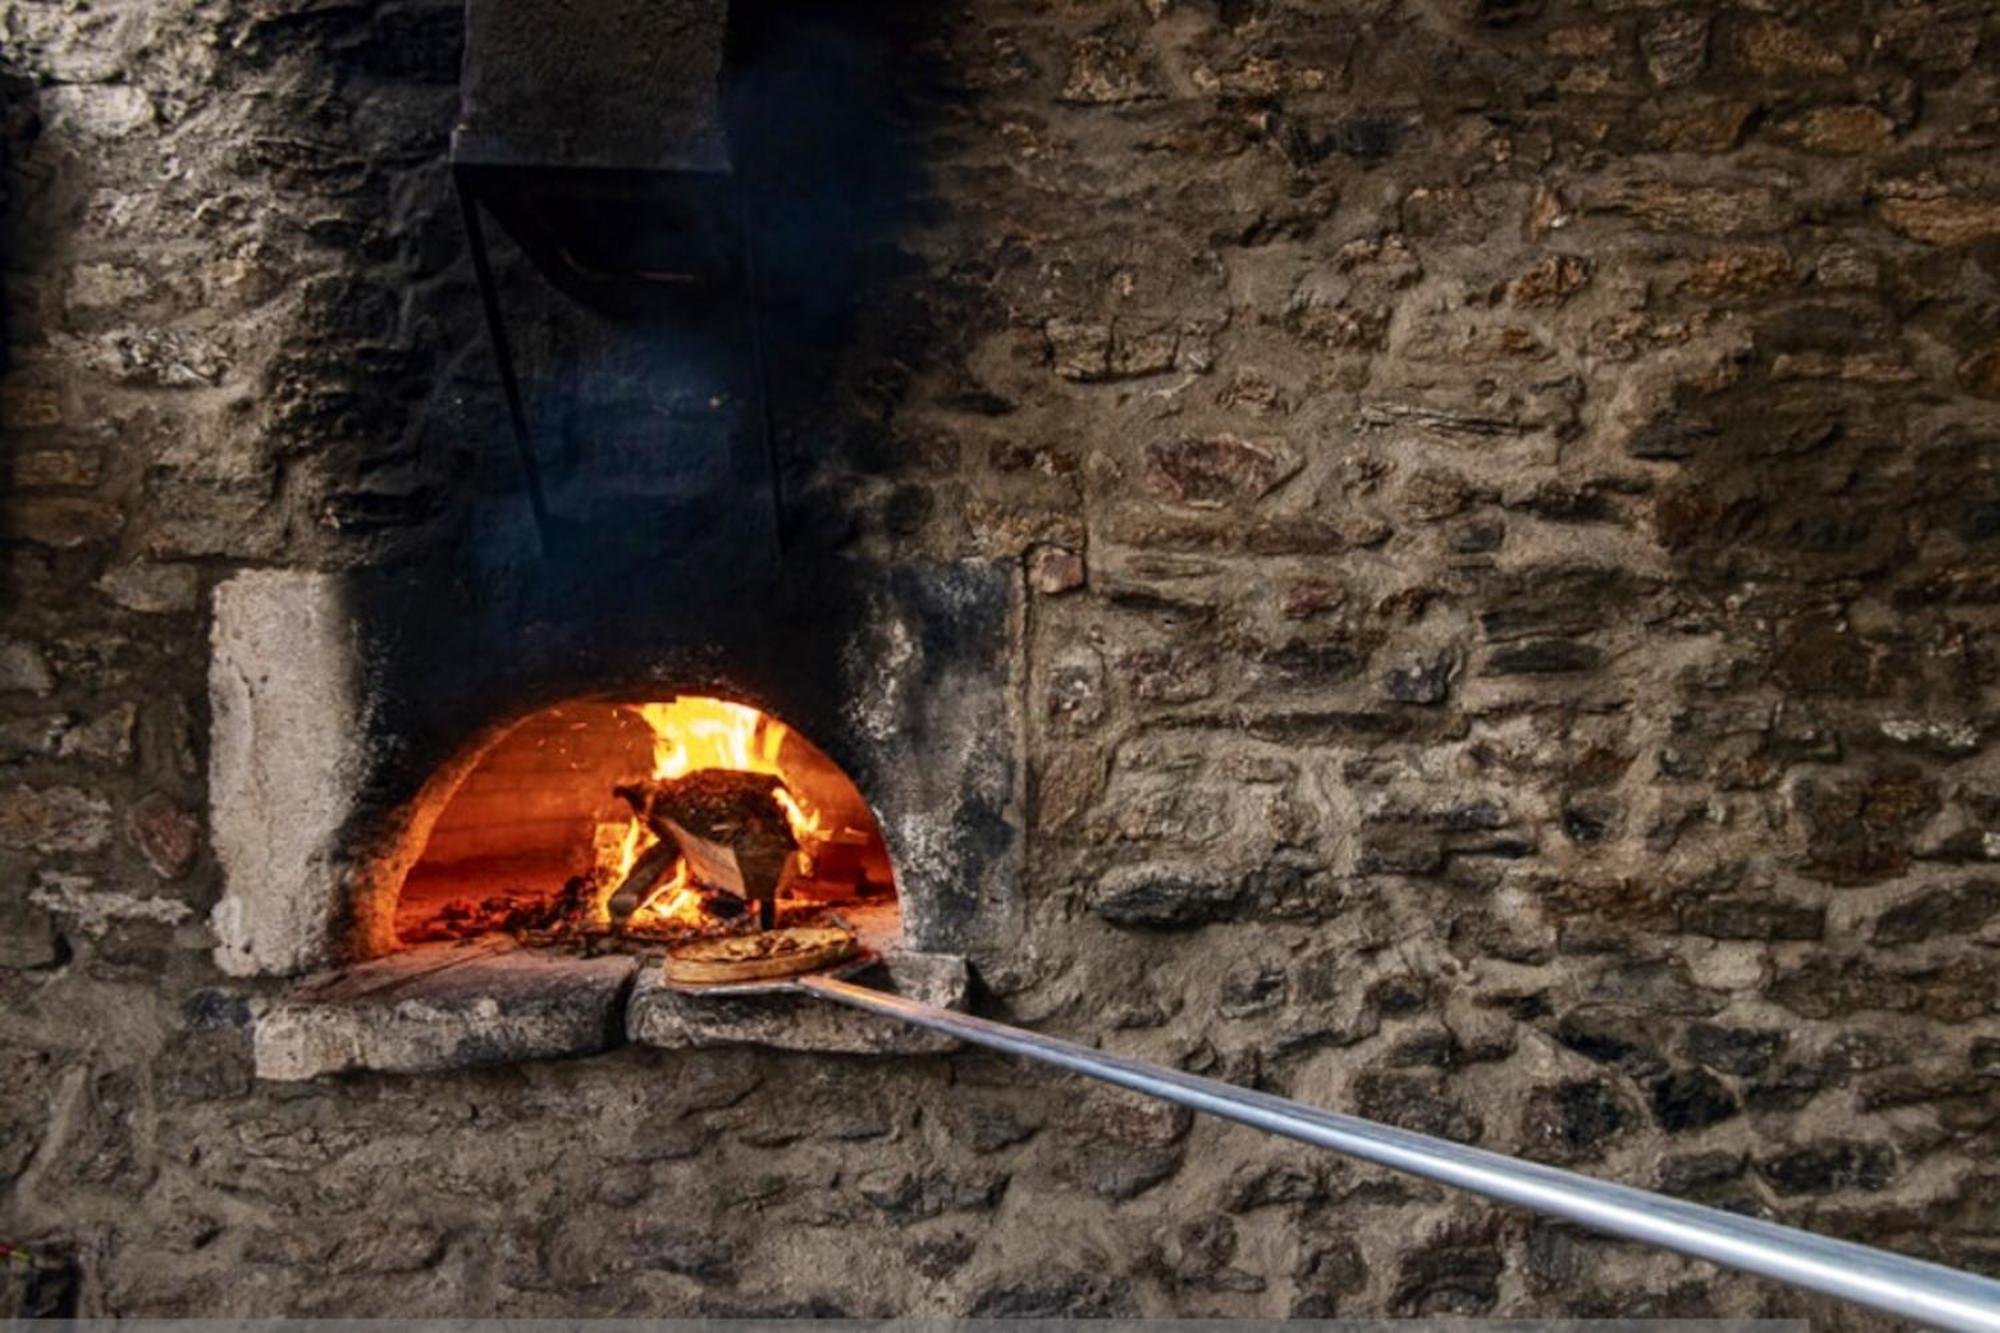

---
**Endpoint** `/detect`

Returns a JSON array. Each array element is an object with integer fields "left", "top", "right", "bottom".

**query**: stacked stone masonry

[{"left": 2, "top": 0, "right": 1998, "bottom": 1321}]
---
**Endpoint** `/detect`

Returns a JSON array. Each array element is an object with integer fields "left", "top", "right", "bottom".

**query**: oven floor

[{"left": 253, "top": 900, "right": 955, "bottom": 1079}]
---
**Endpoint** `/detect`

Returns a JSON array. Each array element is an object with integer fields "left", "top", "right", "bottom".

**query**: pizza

[{"left": 663, "top": 925, "right": 859, "bottom": 985}]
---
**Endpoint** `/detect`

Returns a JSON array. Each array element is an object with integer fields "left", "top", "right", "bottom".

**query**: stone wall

[{"left": 3, "top": 0, "right": 1998, "bottom": 1321}]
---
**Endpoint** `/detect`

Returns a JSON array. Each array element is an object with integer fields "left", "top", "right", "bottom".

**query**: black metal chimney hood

[{"left": 448, "top": 0, "right": 776, "bottom": 566}]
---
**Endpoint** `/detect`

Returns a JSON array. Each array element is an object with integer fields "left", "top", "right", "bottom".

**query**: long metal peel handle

[{"left": 801, "top": 974, "right": 2000, "bottom": 1333}]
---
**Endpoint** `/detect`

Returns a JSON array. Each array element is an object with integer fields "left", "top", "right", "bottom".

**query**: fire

[
  {"left": 635, "top": 697, "right": 773, "bottom": 780},
  {"left": 590, "top": 697, "right": 828, "bottom": 927},
  {"left": 394, "top": 693, "right": 896, "bottom": 951},
  {"left": 638, "top": 858, "right": 702, "bottom": 923},
  {"left": 629, "top": 696, "right": 825, "bottom": 841}
]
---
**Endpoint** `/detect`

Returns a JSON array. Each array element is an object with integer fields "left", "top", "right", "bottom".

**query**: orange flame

[
  {"left": 628, "top": 697, "right": 824, "bottom": 840},
  {"left": 591, "top": 697, "right": 829, "bottom": 925}
]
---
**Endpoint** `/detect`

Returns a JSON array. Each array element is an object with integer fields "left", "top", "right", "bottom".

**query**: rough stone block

[
  {"left": 0, "top": 896, "right": 61, "bottom": 970},
  {"left": 127, "top": 792, "right": 200, "bottom": 880},
  {"left": 627, "top": 950, "right": 967, "bottom": 1055},
  {"left": 2, "top": 496, "right": 123, "bottom": 548},
  {"left": 254, "top": 941, "right": 638, "bottom": 1080},
  {"left": 97, "top": 562, "right": 201, "bottom": 614},
  {"left": 0, "top": 784, "right": 114, "bottom": 853},
  {"left": 0, "top": 386, "right": 61, "bottom": 431},
  {"left": 0, "top": 639, "right": 56, "bottom": 695},
  {"left": 28, "top": 872, "right": 191, "bottom": 937},
  {"left": 208, "top": 570, "right": 366, "bottom": 976}
]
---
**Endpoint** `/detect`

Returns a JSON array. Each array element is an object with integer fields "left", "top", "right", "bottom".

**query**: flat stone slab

[
  {"left": 627, "top": 950, "right": 968, "bottom": 1055},
  {"left": 255, "top": 939, "right": 638, "bottom": 1080}
]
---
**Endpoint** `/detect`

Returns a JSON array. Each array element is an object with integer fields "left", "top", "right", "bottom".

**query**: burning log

[
  {"left": 613, "top": 769, "right": 798, "bottom": 928},
  {"left": 604, "top": 835, "right": 682, "bottom": 922}
]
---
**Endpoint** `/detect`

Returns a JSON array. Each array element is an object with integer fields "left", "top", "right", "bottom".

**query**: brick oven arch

[
  {"left": 208, "top": 563, "right": 1021, "bottom": 981},
  {"left": 388, "top": 693, "right": 903, "bottom": 954}
]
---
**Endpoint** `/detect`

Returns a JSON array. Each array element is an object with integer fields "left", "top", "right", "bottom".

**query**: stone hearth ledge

[
  {"left": 254, "top": 939, "right": 638, "bottom": 1080},
  {"left": 254, "top": 939, "right": 971, "bottom": 1078},
  {"left": 627, "top": 949, "right": 967, "bottom": 1055}
]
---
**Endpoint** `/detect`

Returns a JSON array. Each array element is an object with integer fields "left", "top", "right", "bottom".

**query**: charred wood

[{"left": 605, "top": 836, "right": 683, "bottom": 923}]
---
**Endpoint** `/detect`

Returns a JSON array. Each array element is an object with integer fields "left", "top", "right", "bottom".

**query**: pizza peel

[{"left": 648, "top": 939, "right": 2000, "bottom": 1333}]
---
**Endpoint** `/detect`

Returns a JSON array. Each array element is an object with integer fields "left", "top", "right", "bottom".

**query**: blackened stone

[
  {"left": 1479, "top": 567, "right": 1631, "bottom": 640},
  {"left": 1486, "top": 639, "right": 1602, "bottom": 674},
  {"left": 1521, "top": 1078, "right": 1632, "bottom": 1162},
  {"left": 1382, "top": 651, "right": 1457, "bottom": 704},
  {"left": 1525, "top": 1220, "right": 1622, "bottom": 1289},
  {"left": 1, "top": 1244, "right": 79, "bottom": 1319},
  {"left": 1449, "top": 518, "right": 1505, "bottom": 554},
  {"left": 1684, "top": 1023, "right": 1784, "bottom": 1076},
  {"left": 1872, "top": 879, "right": 2000, "bottom": 945},
  {"left": 635, "top": 1228, "right": 736, "bottom": 1283},
  {"left": 1225, "top": 1161, "right": 1326, "bottom": 1211},
  {"left": 1175, "top": 1211, "right": 1233, "bottom": 1266},
  {"left": 1795, "top": 765, "right": 1942, "bottom": 885},
  {"left": 1356, "top": 824, "right": 1445, "bottom": 874},
  {"left": 1244, "top": 854, "right": 1342, "bottom": 922},
  {"left": 1657, "top": 1150, "right": 1748, "bottom": 1196},
  {"left": 1973, "top": 1038, "right": 2000, "bottom": 1075},
  {"left": 181, "top": 989, "right": 253, "bottom": 1029},
  {"left": 1255, "top": 638, "right": 1369, "bottom": 684},
  {"left": 0, "top": 898, "right": 61, "bottom": 970},
  {"left": 1369, "top": 974, "right": 1431, "bottom": 1016},
  {"left": 1757, "top": 1140, "right": 1897, "bottom": 1195},
  {"left": 1562, "top": 800, "right": 1617, "bottom": 844},
  {"left": 1641, "top": 12, "right": 1711, "bottom": 87},
  {"left": 1329, "top": 115, "right": 1402, "bottom": 159},
  {"left": 1163, "top": 1213, "right": 1265, "bottom": 1291},
  {"left": 1090, "top": 868, "right": 1243, "bottom": 928},
  {"left": 1387, "top": 1028, "right": 1463, "bottom": 1068},
  {"left": 906, "top": 1234, "right": 976, "bottom": 1280},
  {"left": 1554, "top": 1007, "right": 1666, "bottom": 1074},
  {"left": 1391, "top": 1224, "right": 1502, "bottom": 1314},
  {"left": 1454, "top": 0, "right": 1542, "bottom": 25},
  {"left": 1964, "top": 501, "right": 2000, "bottom": 543},
  {"left": 1856, "top": 1067, "right": 1992, "bottom": 1113},
  {"left": 1490, "top": 989, "right": 1552, "bottom": 1019},
  {"left": 1649, "top": 1068, "right": 1740, "bottom": 1131},
  {"left": 1062, "top": 1091, "right": 1190, "bottom": 1200},
  {"left": 1072, "top": 1136, "right": 1176, "bottom": 1200},
  {"left": 859, "top": 1167, "right": 1009, "bottom": 1220},
  {"left": 1353, "top": 1071, "right": 1482, "bottom": 1143},
  {"left": 1219, "top": 962, "right": 1286, "bottom": 1018},
  {"left": 1679, "top": 896, "right": 1825, "bottom": 941},
  {"left": 1293, "top": 1236, "right": 1366, "bottom": 1297},
  {"left": 1437, "top": 799, "right": 1508, "bottom": 832},
  {"left": 1744, "top": 1059, "right": 1840, "bottom": 1112},
  {"left": 970, "top": 1271, "right": 1137, "bottom": 1317},
  {"left": 1586, "top": 958, "right": 1722, "bottom": 1014},
  {"left": 1770, "top": 955, "right": 1989, "bottom": 1023},
  {"left": 956, "top": 1106, "right": 1039, "bottom": 1153}
]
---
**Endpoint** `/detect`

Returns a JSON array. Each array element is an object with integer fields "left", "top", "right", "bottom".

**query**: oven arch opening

[{"left": 388, "top": 694, "right": 903, "bottom": 956}]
